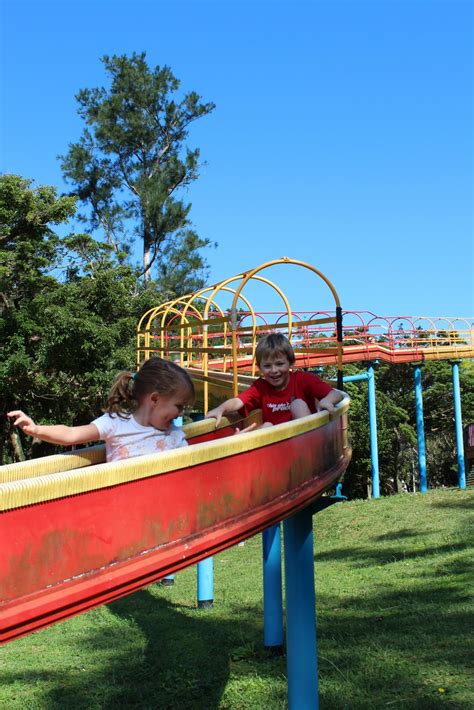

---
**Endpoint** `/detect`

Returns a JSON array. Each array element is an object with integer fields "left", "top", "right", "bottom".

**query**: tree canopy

[
  {"left": 60, "top": 52, "right": 216, "bottom": 287},
  {"left": 0, "top": 174, "right": 158, "bottom": 462}
]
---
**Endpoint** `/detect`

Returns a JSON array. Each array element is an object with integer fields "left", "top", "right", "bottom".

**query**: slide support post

[
  {"left": 262, "top": 523, "right": 284, "bottom": 653},
  {"left": 337, "top": 372, "right": 380, "bottom": 498},
  {"left": 197, "top": 557, "right": 214, "bottom": 609},
  {"left": 367, "top": 365, "right": 380, "bottom": 498},
  {"left": 283, "top": 508, "right": 319, "bottom": 709},
  {"left": 413, "top": 365, "right": 428, "bottom": 492},
  {"left": 451, "top": 361, "right": 466, "bottom": 489}
]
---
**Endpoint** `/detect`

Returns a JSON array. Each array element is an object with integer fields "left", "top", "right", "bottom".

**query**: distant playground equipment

[{"left": 1, "top": 256, "right": 471, "bottom": 708}]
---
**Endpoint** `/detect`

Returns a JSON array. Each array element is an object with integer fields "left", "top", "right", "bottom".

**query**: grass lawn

[{"left": 0, "top": 488, "right": 472, "bottom": 709}]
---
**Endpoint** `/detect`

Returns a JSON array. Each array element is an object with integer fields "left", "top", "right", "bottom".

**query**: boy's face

[{"left": 259, "top": 352, "right": 292, "bottom": 391}]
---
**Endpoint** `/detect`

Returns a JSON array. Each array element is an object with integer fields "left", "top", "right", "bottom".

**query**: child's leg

[{"left": 290, "top": 398, "right": 312, "bottom": 419}]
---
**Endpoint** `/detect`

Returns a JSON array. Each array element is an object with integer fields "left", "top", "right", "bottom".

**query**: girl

[{"left": 8, "top": 357, "right": 195, "bottom": 462}]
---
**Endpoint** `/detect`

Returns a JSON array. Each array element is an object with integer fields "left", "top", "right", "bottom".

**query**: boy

[{"left": 206, "top": 332, "right": 342, "bottom": 428}]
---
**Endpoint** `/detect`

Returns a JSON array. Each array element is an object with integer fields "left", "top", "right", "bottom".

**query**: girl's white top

[{"left": 92, "top": 413, "right": 188, "bottom": 462}]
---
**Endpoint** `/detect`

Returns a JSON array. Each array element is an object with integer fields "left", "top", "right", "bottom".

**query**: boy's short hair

[{"left": 255, "top": 333, "right": 295, "bottom": 366}]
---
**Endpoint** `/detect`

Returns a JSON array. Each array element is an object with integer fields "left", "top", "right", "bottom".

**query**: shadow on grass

[
  {"left": 371, "top": 527, "right": 427, "bottom": 541},
  {"left": 1, "top": 579, "right": 470, "bottom": 710},
  {"left": 316, "top": 580, "right": 473, "bottom": 709},
  {"left": 429, "top": 495, "right": 474, "bottom": 511},
  {"left": 2, "top": 589, "right": 285, "bottom": 710},
  {"left": 102, "top": 590, "right": 232, "bottom": 709},
  {"left": 314, "top": 540, "right": 470, "bottom": 566},
  {"left": 2, "top": 580, "right": 469, "bottom": 710},
  {"left": 68, "top": 591, "right": 234, "bottom": 709}
]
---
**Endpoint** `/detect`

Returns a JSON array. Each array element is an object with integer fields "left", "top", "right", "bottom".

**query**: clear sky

[{"left": 1, "top": 0, "right": 473, "bottom": 318}]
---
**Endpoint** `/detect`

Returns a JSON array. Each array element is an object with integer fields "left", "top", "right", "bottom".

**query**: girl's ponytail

[
  {"left": 106, "top": 371, "right": 136, "bottom": 417},
  {"left": 104, "top": 357, "right": 194, "bottom": 417}
]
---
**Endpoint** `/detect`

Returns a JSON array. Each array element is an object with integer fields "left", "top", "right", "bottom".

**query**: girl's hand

[{"left": 7, "top": 410, "right": 39, "bottom": 436}]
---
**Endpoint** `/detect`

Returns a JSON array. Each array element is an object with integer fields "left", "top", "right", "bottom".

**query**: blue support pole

[
  {"left": 413, "top": 366, "right": 428, "bottom": 492},
  {"left": 341, "top": 369, "right": 380, "bottom": 498},
  {"left": 197, "top": 557, "right": 214, "bottom": 609},
  {"left": 162, "top": 415, "right": 184, "bottom": 588},
  {"left": 367, "top": 366, "right": 380, "bottom": 499},
  {"left": 262, "top": 524, "right": 284, "bottom": 653},
  {"left": 283, "top": 509, "right": 319, "bottom": 710},
  {"left": 174, "top": 416, "right": 215, "bottom": 608},
  {"left": 451, "top": 361, "right": 466, "bottom": 489}
]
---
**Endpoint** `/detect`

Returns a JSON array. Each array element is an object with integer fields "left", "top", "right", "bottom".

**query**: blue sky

[{"left": 1, "top": 0, "right": 473, "bottom": 318}]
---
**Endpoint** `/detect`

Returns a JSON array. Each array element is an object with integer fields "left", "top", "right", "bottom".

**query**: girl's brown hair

[
  {"left": 255, "top": 332, "right": 295, "bottom": 367},
  {"left": 106, "top": 357, "right": 195, "bottom": 417}
]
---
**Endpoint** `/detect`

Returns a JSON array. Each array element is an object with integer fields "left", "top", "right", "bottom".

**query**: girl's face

[
  {"left": 259, "top": 352, "right": 292, "bottom": 391},
  {"left": 149, "top": 386, "right": 192, "bottom": 430}
]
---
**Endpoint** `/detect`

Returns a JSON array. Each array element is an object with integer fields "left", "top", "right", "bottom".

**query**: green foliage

[
  {"left": 59, "top": 52, "right": 216, "bottom": 284},
  {"left": 0, "top": 174, "right": 161, "bottom": 462},
  {"left": 0, "top": 174, "right": 74, "bottom": 295}
]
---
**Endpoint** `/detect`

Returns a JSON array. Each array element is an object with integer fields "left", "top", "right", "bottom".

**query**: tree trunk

[
  {"left": 143, "top": 225, "right": 152, "bottom": 282},
  {"left": 143, "top": 243, "right": 151, "bottom": 282},
  {"left": 10, "top": 430, "right": 25, "bottom": 462}
]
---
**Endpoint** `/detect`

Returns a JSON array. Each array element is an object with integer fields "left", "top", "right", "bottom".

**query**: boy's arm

[
  {"left": 316, "top": 389, "right": 343, "bottom": 414},
  {"left": 206, "top": 397, "right": 245, "bottom": 427},
  {"left": 8, "top": 410, "right": 100, "bottom": 446}
]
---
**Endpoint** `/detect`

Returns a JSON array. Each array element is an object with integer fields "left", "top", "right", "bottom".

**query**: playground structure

[
  {"left": 136, "top": 257, "right": 473, "bottom": 494},
  {"left": 0, "top": 256, "right": 471, "bottom": 708}
]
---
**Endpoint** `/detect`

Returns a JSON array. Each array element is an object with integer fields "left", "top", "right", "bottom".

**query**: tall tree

[{"left": 60, "top": 52, "right": 216, "bottom": 286}]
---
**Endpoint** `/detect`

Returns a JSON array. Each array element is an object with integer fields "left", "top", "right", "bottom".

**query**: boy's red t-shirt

[{"left": 238, "top": 370, "right": 333, "bottom": 425}]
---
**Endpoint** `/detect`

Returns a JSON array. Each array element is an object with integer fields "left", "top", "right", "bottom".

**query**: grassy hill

[{"left": 0, "top": 488, "right": 472, "bottom": 709}]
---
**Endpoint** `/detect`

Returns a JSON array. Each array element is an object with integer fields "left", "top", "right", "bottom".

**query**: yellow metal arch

[
  {"left": 227, "top": 257, "right": 342, "bottom": 394},
  {"left": 136, "top": 257, "right": 344, "bottom": 410}
]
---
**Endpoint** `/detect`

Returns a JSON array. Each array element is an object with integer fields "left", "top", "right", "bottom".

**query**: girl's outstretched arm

[{"left": 7, "top": 410, "right": 100, "bottom": 446}]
